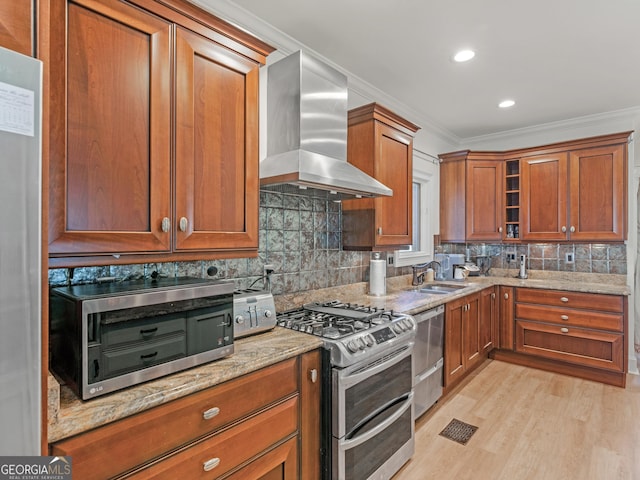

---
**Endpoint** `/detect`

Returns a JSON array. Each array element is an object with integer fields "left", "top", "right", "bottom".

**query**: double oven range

[{"left": 277, "top": 300, "right": 416, "bottom": 480}]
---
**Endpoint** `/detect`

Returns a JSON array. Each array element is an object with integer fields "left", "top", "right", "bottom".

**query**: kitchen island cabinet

[
  {"left": 342, "top": 103, "right": 420, "bottom": 250},
  {"left": 50, "top": 349, "right": 321, "bottom": 480},
  {"left": 41, "top": 0, "right": 274, "bottom": 266}
]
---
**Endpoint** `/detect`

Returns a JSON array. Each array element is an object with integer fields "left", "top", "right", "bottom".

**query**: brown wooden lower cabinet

[
  {"left": 444, "top": 288, "right": 496, "bottom": 390},
  {"left": 50, "top": 350, "right": 321, "bottom": 480},
  {"left": 492, "top": 287, "right": 627, "bottom": 387}
]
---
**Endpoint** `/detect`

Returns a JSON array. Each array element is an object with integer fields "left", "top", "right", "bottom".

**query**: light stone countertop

[{"left": 48, "top": 269, "right": 629, "bottom": 443}]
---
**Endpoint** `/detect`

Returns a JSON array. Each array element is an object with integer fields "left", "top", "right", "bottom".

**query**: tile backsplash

[
  {"left": 48, "top": 190, "right": 411, "bottom": 293},
  {"left": 48, "top": 190, "right": 627, "bottom": 291},
  {"left": 439, "top": 242, "right": 627, "bottom": 275}
]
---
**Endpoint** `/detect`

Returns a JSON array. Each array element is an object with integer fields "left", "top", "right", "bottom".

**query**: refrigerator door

[{"left": 0, "top": 46, "right": 42, "bottom": 454}]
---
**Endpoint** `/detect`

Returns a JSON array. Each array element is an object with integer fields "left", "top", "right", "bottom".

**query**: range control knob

[
  {"left": 365, "top": 335, "right": 374, "bottom": 347},
  {"left": 358, "top": 337, "right": 367, "bottom": 350},
  {"left": 347, "top": 340, "right": 359, "bottom": 353},
  {"left": 392, "top": 324, "right": 402, "bottom": 334},
  {"left": 402, "top": 319, "right": 413, "bottom": 330},
  {"left": 235, "top": 315, "right": 245, "bottom": 325},
  {"left": 264, "top": 310, "right": 272, "bottom": 318}
]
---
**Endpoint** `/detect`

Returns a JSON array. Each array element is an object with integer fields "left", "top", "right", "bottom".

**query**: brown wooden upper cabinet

[
  {"left": 0, "top": 0, "right": 33, "bottom": 56},
  {"left": 42, "top": 0, "right": 273, "bottom": 266},
  {"left": 342, "top": 103, "right": 420, "bottom": 250},
  {"left": 439, "top": 151, "right": 503, "bottom": 242},
  {"left": 439, "top": 131, "right": 631, "bottom": 243},
  {"left": 520, "top": 135, "right": 629, "bottom": 242}
]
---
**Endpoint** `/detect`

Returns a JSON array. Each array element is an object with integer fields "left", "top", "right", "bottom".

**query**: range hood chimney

[{"left": 260, "top": 51, "right": 392, "bottom": 199}]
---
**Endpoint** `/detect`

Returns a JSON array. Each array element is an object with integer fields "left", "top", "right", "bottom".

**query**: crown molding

[{"left": 461, "top": 106, "right": 640, "bottom": 149}]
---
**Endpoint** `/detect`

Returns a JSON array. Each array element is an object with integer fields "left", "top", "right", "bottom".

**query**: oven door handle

[
  {"left": 341, "top": 392, "right": 413, "bottom": 450},
  {"left": 340, "top": 344, "right": 412, "bottom": 389}
]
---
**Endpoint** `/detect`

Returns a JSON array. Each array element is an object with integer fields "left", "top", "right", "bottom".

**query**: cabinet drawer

[
  {"left": 515, "top": 320, "right": 624, "bottom": 372},
  {"left": 51, "top": 358, "right": 298, "bottom": 480},
  {"left": 515, "top": 304, "right": 623, "bottom": 332},
  {"left": 516, "top": 288, "right": 623, "bottom": 312},
  {"left": 127, "top": 396, "right": 298, "bottom": 479}
]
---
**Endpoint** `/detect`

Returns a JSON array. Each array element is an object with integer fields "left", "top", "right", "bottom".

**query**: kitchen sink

[{"left": 416, "top": 283, "right": 468, "bottom": 294}]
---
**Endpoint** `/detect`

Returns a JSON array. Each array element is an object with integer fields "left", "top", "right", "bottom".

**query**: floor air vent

[{"left": 439, "top": 418, "right": 478, "bottom": 445}]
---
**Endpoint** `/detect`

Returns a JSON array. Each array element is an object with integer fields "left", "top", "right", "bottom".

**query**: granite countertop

[
  {"left": 48, "top": 328, "right": 322, "bottom": 443},
  {"left": 273, "top": 269, "right": 630, "bottom": 316},
  {"left": 48, "top": 269, "right": 629, "bottom": 443}
]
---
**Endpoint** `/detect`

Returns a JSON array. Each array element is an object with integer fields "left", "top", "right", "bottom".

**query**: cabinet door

[
  {"left": 520, "top": 152, "right": 568, "bottom": 241},
  {"left": 439, "top": 156, "right": 466, "bottom": 242},
  {"left": 569, "top": 144, "right": 626, "bottom": 241},
  {"left": 498, "top": 286, "right": 515, "bottom": 350},
  {"left": 466, "top": 160, "right": 503, "bottom": 241},
  {"left": 444, "top": 297, "right": 465, "bottom": 387},
  {"left": 299, "top": 350, "right": 321, "bottom": 480},
  {"left": 463, "top": 294, "right": 481, "bottom": 368},
  {"left": 48, "top": 0, "right": 172, "bottom": 255},
  {"left": 174, "top": 27, "right": 259, "bottom": 251},
  {"left": 0, "top": 0, "right": 32, "bottom": 55},
  {"left": 374, "top": 122, "right": 413, "bottom": 247},
  {"left": 479, "top": 287, "right": 496, "bottom": 354},
  {"left": 224, "top": 437, "right": 298, "bottom": 480}
]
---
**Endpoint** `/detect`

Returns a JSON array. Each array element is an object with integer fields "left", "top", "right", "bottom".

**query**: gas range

[{"left": 276, "top": 300, "right": 416, "bottom": 367}]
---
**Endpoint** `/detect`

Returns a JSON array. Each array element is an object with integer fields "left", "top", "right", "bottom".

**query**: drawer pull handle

[
  {"left": 560, "top": 315, "right": 569, "bottom": 321},
  {"left": 560, "top": 327, "right": 569, "bottom": 333},
  {"left": 140, "top": 352, "right": 158, "bottom": 361},
  {"left": 310, "top": 369, "right": 318, "bottom": 383},
  {"left": 203, "top": 407, "right": 220, "bottom": 420},
  {"left": 203, "top": 458, "right": 220, "bottom": 472},
  {"left": 560, "top": 297, "right": 569, "bottom": 303}
]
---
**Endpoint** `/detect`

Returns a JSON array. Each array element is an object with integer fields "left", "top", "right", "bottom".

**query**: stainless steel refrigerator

[{"left": 0, "top": 46, "right": 42, "bottom": 454}]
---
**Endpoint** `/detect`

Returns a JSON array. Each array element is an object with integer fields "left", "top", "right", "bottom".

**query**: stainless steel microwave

[{"left": 49, "top": 278, "right": 234, "bottom": 400}]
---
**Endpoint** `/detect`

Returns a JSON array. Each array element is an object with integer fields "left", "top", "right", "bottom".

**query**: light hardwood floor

[{"left": 394, "top": 360, "right": 640, "bottom": 480}]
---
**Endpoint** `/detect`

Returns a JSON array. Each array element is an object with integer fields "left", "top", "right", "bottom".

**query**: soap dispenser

[{"left": 517, "top": 254, "right": 528, "bottom": 279}]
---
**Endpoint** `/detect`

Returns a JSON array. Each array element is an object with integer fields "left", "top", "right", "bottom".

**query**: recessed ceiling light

[
  {"left": 453, "top": 50, "right": 475, "bottom": 62},
  {"left": 499, "top": 100, "right": 515, "bottom": 108}
]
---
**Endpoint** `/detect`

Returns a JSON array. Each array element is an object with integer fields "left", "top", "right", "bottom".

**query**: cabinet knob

[
  {"left": 203, "top": 406, "right": 220, "bottom": 420},
  {"left": 560, "top": 315, "right": 569, "bottom": 321},
  {"left": 560, "top": 297, "right": 569, "bottom": 303},
  {"left": 179, "top": 217, "right": 188, "bottom": 232},
  {"left": 377, "top": 227, "right": 383, "bottom": 235},
  {"left": 203, "top": 458, "right": 220, "bottom": 472},
  {"left": 499, "top": 227, "right": 503, "bottom": 233},
  {"left": 310, "top": 368, "right": 318, "bottom": 383},
  {"left": 491, "top": 292, "right": 496, "bottom": 299},
  {"left": 161, "top": 217, "right": 170, "bottom": 233},
  {"left": 560, "top": 327, "right": 569, "bottom": 333},
  {"left": 504, "top": 293, "right": 509, "bottom": 300},
  {"left": 561, "top": 226, "right": 567, "bottom": 233},
  {"left": 570, "top": 225, "right": 575, "bottom": 233}
]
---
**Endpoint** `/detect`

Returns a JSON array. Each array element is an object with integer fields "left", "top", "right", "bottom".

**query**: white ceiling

[{"left": 210, "top": 0, "right": 640, "bottom": 140}]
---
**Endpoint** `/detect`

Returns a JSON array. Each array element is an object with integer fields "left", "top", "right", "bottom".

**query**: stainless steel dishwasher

[{"left": 413, "top": 305, "right": 445, "bottom": 418}]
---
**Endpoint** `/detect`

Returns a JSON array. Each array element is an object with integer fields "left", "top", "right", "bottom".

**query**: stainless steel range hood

[{"left": 260, "top": 51, "right": 392, "bottom": 199}]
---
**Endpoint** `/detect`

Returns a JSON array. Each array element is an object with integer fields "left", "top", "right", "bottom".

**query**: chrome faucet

[{"left": 411, "top": 261, "right": 441, "bottom": 286}]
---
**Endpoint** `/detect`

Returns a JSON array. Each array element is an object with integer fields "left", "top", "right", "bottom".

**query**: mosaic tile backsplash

[{"left": 48, "top": 190, "right": 627, "bottom": 292}]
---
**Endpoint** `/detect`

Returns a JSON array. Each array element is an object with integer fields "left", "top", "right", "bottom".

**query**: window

[{"left": 392, "top": 151, "right": 438, "bottom": 267}]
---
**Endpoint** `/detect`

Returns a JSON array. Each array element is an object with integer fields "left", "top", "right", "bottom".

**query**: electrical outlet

[
  {"left": 565, "top": 252, "right": 574, "bottom": 264},
  {"left": 506, "top": 252, "right": 516, "bottom": 262},
  {"left": 263, "top": 264, "right": 274, "bottom": 277},
  {"left": 387, "top": 256, "right": 394, "bottom": 266}
]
